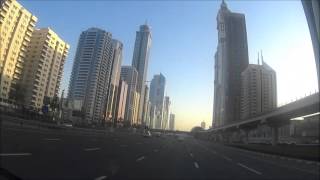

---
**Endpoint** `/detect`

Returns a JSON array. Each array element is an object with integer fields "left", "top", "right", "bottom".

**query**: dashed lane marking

[
  {"left": 84, "top": 148, "right": 101, "bottom": 151},
  {"left": 44, "top": 138, "right": 60, "bottom": 141},
  {"left": 136, "top": 156, "right": 145, "bottom": 162},
  {"left": 222, "top": 155, "right": 232, "bottom": 161},
  {"left": 0, "top": 153, "right": 32, "bottom": 156},
  {"left": 94, "top": 175, "right": 108, "bottom": 180},
  {"left": 194, "top": 162, "right": 200, "bottom": 169},
  {"left": 237, "top": 163, "right": 262, "bottom": 175}
]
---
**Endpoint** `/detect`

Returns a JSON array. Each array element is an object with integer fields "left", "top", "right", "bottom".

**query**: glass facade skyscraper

[
  {"left": 131, "top": 24, "right": 152, "bottom": 125},
  {"left": 213, "top": 1, "right": 249, "bottom": 127}
]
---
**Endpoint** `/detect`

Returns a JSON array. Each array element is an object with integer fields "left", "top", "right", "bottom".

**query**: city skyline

[{"left": 20, "top": 0, "right": 319, "bottom": 131}]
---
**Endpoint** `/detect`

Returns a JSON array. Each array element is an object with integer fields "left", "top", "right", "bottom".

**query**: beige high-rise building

[
  {"left": 22, "top": 28, "right": 69, "bottom": 108},
  {"left": 105, "top": 39, "right": 123, "bottom": 122},
  {"left": 132, "top": 91, "right": 140, "bottom": 125},
  {"left": 240, "top": 57, "right": 277, "bottom": 120},
  {"left": 120, "top": 66, "right": 138, "bottom": 126},
  {"left": 115, "top": 80, "right": 128, "bottom": 123},
  {"left": 0, "top": 0, "right": 37, "bottom": 101}
]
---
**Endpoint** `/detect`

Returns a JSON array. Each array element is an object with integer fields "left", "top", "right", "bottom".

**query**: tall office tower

[
  {"left": 120, "top": 66, "right": 138, "bottom": 126},
  {"left": 114, "top": 80, "right": 128, "bottom": 124},
  {"left": 141, "top": 85, "right": 150, "bottom": 125},
  {"left": 131, "top": 23, "right": 152, "bottom": 124},
  {"left": 68, "top": 28, "right": 114, "bottom": 125},
  {"left": 22, "top": 28, "right": 69, "bottom": 108},
  {"left": 302, "top": 0, "right": 320, "bottom": 89},
  {"left": 162, "top": 96, "right": 171, "bottom": 130},
  {"left": 149, "top": 73, "right": 166, "bottom": 129},
  {"left": 105, "top": 39, "right": 123, "bottom": 123},
  {"left": 169, "top": 113, "right": 175, "bottom": 131},
  {"left": 240, "top": 57, "right": 277, "bottom": 120},
  {"left": 213, "top": 0, "right": 249, "bottom": 127},
  {"left": 0, "top": 0, "right": 37, "bottom": 102}
]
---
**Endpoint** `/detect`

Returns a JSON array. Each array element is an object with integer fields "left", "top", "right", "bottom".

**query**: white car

[{"left": 143, "top": 131, "right": 152, "bottom": 138}]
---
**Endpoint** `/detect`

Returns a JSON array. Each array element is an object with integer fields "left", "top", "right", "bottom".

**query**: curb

[{"left": 227, "top": 145, "right": 320, "bottom": 166}]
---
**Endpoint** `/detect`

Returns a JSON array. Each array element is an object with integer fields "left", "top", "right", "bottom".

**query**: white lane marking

[
  {"left": 136, "top": 156, "right": 145, "bottom": 162},
  {"left": 154, "top": 149, "right": 159, "bottom": 152},
  {"left": 44, "top": 138, "right": 60, "bottom": 141},
  {"left": 190, "top": 153, "right": 194, "bottom": 158},
  {"left": 222, "top": 155, "right": 232, "bottom": 161},
  {"left": 0, "top": 153, "right": 32, "bottom": 156},
  {"left": 194, "top": 162, "right": 200, "bottom": 169},
  {"left": 95, "top": 175, "right": 108, "bottom": 180},
  {"left": 237, "top": 163, "right": 262, "bottom": 175},
  {"left": 211, "top": 150, "right": 217, "bottom": 154},
  {"left": 194, "top": 141, "right": 217, "bottom": 155},
  {"left": 84, "top": 148, "right": 100, "bottom": 151},
  {"left": 234, "top": 150, "right": 320, "bottom": 175}
]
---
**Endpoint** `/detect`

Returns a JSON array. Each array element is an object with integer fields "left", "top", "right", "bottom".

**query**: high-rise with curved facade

[{"left": 68, "top": 28, "right": 113, "bottom": 125}]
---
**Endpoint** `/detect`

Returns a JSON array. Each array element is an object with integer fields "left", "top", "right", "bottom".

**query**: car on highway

[{"left": 143, "top": 130, "right": 152, "bottom": 138}]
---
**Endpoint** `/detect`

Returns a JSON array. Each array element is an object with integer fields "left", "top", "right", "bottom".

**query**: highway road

[{"left": 1, "top": 126, "right": 319, "bottom": 180}]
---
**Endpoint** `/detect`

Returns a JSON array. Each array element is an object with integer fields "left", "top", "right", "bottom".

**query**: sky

[{"left": 21, "top": 0, "right": 318, "bottom": 131}]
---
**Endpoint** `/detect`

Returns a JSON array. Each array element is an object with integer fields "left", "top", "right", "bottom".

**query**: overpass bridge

[{"left": 204, "top": 92, "right": 319, "bottom": 145}]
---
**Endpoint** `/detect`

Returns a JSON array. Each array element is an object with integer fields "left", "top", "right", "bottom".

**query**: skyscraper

[
  {"left": 22, "top": 28, "right": 69, "bottom": 108},
  {"left": 120, "top": 66, "right": 138, "bottom": 126},
  {"left": 213, "top": 0, "right": 249, "bottom": 127},
  {"left": 132, "top": 91, "right": 140, "bottom": 125},
  {"left": 131, "top": 23, "right": 152, "bottom": 124},
  {"left": 105, "top": 39, "right": 123, "bottom": 123},
  {"left": 141, "top": 85, "right": 150, "bottom": 125},
  {"left": 240, "top": 56, "right": 277, "bottom": 120},
  {"left": 162, "top": 96, "right": 171, "bottom": 130},
  {"left": 0, "top": 0, "right": 37, "bottom": 102},
  {"left": 68, "top": 28, "right": 114, "bottom": 125},
  {"left": 149, "top": 73, "right": 166, "bottom": 129},
  {"left": 169, "top": 113, "right": 175, "bottom": 131},
  {"left": 114, "top": 80, "right": 128, "bottom": 124}
]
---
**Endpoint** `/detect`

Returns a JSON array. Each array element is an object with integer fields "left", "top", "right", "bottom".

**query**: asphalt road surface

[{"left": 1, "top": 127, "right": 319, "bottom": 180}]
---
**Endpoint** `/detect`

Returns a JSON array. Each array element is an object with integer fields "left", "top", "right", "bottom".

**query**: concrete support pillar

[
  {"left": 222, "top": 132, "right": 232, "bottom": 143},
  {"left": 271, "top": 126, "right": 279, "bottom": 146},
  {"left": 243, "top": 130, "right": 249, "bottom": 144}
]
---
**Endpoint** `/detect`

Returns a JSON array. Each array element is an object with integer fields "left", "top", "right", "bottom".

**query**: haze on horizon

[{"left": 21, "top": 0, "right": 318, "bottom": 131}]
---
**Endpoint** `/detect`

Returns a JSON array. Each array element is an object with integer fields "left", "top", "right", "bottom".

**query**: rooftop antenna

[
  {"left": 222, "top": 0, "right": 226, "bottom": 6},
  {"left": 257, "top": 52, "right": 260, "bottom": 65},
  {"left": 261, "top": 50, "right": 264, "bottom": 64},
  {"left": 145, "top": 19, "right": 148, "bottom": 25}
]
